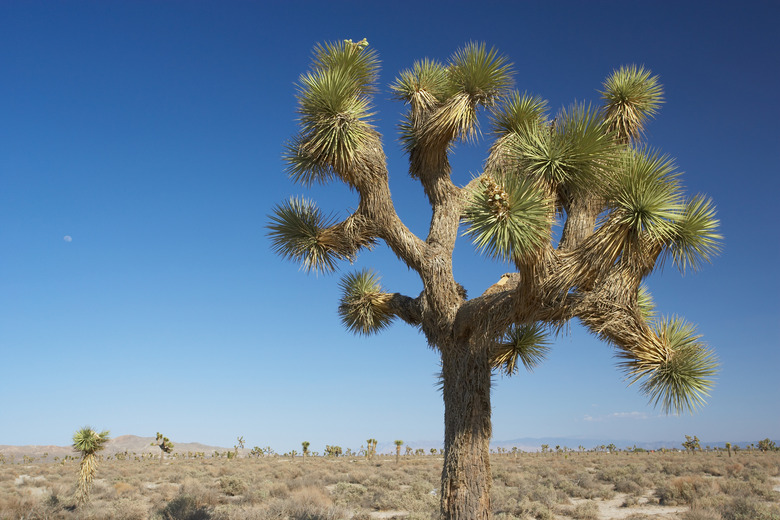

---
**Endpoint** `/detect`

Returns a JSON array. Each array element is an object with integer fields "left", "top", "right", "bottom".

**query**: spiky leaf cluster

[
  {"left": 601, "top": 64, "right": 664, "bottom": 143},
  {"left": 491, "top": 92, "right": 548, "bottom": 137},
  {"left": 462, "top": 173, "right": 551, "bottom": 263},
  {"left": 288, "top": 39, "right": 379, "bottom": 180},
  {"left": 448, "top": 42, "right": 513, "bottom": 107},
  {"left": 503, "top": 103, "right": 619, "bottom": 196},
  {"left": 491, "top": 323, "right": 551, "bottom": 376},
  {"left": 621, "top": 316, "right": 718, "bottom": 413},
  {"left": 669, "top": 195, "right": 722, "bottom": 273},
  {"left": 72, "top": 427, "right": 110, "bottom": 456},
  {"left": 597, "top": 148, "right": 684, "bottom": 266},
  {"left": 268, "top": 197, "right": 343, "bottom": 274},
  {"left": 397, "top": 43, "right": 514, "bottom": 158},
  {"left": 637, "top": 284, "right": 657, "bottom": 322},
  {"left": 391, "top": 58, "right": 450, "bottom": 105},
  {"left": 338, "top": 269, "right": 394, "bottom": 335}
]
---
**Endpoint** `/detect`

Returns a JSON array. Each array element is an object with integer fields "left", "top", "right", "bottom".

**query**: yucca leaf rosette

[
  {"left": 669, "top": 194, "right": 722, "bottom": 273},
  {"left": 500, "top": 103, "right": 619, "bottom": 199},
  {"left": 462, "top": 173, "right": 551, "bottom": 265},
  {"left": 491, "top": 323, "right": 551, "bottom": 376},
  {"left": 289, "top": 39, "right": 379, "bottom": 182},
  {"left": 421, "top": 43, "right": 513, "bottom": 149},
  {"left": 600, "top": 64, "right": 664, "bottom": 143},
  {"left": 338, "top": 269, "right": 394, "bottom": 335},
  {"left": 267, "top": 197, "right": 344, "bottom": 274},
  {"left": 620, "top": 316, "right": 718, "bottom": 413}
]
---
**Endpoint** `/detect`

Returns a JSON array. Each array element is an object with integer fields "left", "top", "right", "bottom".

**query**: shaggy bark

[{"left": 440, "top": 340, "right": 493, "bottom": 519}]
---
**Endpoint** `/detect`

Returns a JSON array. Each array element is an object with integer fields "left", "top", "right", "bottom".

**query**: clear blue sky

[{"left": 1, "top": 1, "right": 778, "bottom": 453}]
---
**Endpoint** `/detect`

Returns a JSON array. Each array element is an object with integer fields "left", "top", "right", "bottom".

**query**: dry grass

[{"left": 0, "top": 450, "right": 777, "bottom": 519}]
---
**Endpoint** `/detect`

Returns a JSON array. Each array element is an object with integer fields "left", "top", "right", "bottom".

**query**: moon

[{"left": 63, "top": 235, "right": 72, "bottom": 242}]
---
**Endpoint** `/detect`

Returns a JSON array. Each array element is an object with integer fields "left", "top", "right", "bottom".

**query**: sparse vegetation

[{"left": 1, "top": 449, "right": 777, "bottom": 519}]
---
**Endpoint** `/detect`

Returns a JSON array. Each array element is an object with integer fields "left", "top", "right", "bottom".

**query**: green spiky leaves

[
  {"left": 491, "top": 323, "right": 551, "bottom": 376},
  {"left": 491, "top": 92, "right": 548, "bottom": 137},
  {"left": 72, "top": 427, "right": 110, "bottom": 455},
  {"left": 462, "top": 173, "right": 551, "bottom": 264},
  {"left": 637, "top": 284, "right": 657, "bottom": 322},
  {"left": 268, "top": 197, "right": 344, "bottom": 274},
  {"left": 338, "top": 269, "right": 394, "bottom": 335},
  {"left": 621, "top": 316, "right": 718, "bottom": 414},
  {"left": 610, "top": 148, "right": 682, "bottom": 245},
  {"left": 601, "top": 148, "right": 721, "bottom": 273},
  {"left": 503, "top": 103, "right": 619, "bottom": 195},
  {"left": 290, "top": 39, "right": 379, "bottom": 180},
  {"left": 391, "top": 58, "right": 449, "bottom": 106},
  {"left": 408, "top": 43, "right": 513, "bottom": 154},
  {"left": 669, "top": 195, "right": 722, "bottom": 273},
  {"left": 601, "top": 65, "right": 664, "bottom": 143},
  {"left": 448, "top": 42, "right": 513, "bottom": 107}
]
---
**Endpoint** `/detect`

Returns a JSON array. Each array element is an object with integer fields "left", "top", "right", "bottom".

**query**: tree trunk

[{"left": 440, "top": 341, "right": 493, "bottom": 519}]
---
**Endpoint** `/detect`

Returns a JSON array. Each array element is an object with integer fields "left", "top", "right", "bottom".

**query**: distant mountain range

[
  {"left": 2, "top": 434, "right": 775, "bottom": 459},
  {"left": 0, "top": 435, "right": 225, "bottom": 459},
  {"left": 391, "top": 437, "right": 778, "bottom": 454}
]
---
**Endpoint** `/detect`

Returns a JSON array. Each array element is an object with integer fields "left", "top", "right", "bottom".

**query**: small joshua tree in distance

[
  {"left": 234, "top": 436, "right": 245, "bottom": 459},
  {"left": 152, "top": 432, "right": 174, "bottom": 464},
  {"left": 73, "top": 426, "right": 110, "bottom": 504},
  {"left": 394, "top": 440, "right": 403, "bottom": 463},
  {"left": 682, "top": 435, "right": 701, "bottom": 453},
  {"left": 302, "top": 441, "right": 310, "bottom": 462}
]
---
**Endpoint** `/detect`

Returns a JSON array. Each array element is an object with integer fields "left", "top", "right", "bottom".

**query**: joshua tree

[
  {"left": 682, "top": 435, "right": 701, "bottom": 453},
  {"left": 758, "top": 438, "right": 777, "bottom": 452},
  {"left": 152, "top": 432, "right": 174, "bottom": 463},
  {"left": 394, "top": 439, "right": 403, "bottom": 462},
  {"left": 324, "top": 445, "right": 342, "bottom": 457},
  {"left": 302, "top": 441, "right": 310, "bottom": 462},
  {"left": 72, "top": 426, "right": 110, "bottom": 504},
  {"left": 269, "top": 40, "right": 720, "bottom": 519},
  {"left": 725, "top": 442, "right": 732, "bottom": 457},
  {"left": 234, "top": 436, "right": 245, "bottom": 459},
  {"left": 365, "top": 438, "right": 378, "bottom": 459}
]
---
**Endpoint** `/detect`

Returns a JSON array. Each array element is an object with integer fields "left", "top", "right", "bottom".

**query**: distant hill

[{"left": 0, "top": 435, "right": 228, "bottom": 460}]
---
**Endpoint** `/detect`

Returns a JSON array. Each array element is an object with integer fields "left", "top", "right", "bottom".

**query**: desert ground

[{"left": 1, "top": 449, "right": 778, "bottom": 519}]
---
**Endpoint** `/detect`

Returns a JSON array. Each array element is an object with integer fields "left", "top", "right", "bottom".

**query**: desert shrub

[
  {"left": 114, "top": 481, "right": 136, "bottom": 497},
  {"left": 656, "top": 475, "right": 714, "bottom": 505},
  {"left": 494, "top": 513, "right": 523, "bottom": 520},
  {"left": 615, "top": 478, "right": 644, "bottom": 495},
  {"left": 622, "top": 495, "right": 640, "bottom": 507},
  {"left": 179, "top": 477, "right": 221, "bottom": 508},
  {"left": 263, "top": 486, "right": 347, "bottom": 520},
  {"left": 529, "top": 483, "right": 560, "bottom": 508},
  {"left": 682, "top": 506, "right": 723, "bottom": 520},
  {"left": 490, "top": 483, "right": 521, "bottom": 513},
  {"left": 725, "top": 463, "right": 744, "bottom": 477},
  {"left": 571, "top": 501, "right": 599, "bottom": 520},
  {"left": 157, "top": 494, "right": 212, "bottom": 520},
  {"left": 110, "top": 497, "right": 149, "bottom": 520},
  {"left": 721, "top": 496, "right": 780, "bottom": 520},
  {"left": 219, "top": 476, "right": 247, "bottom": 496},
  {"left": 330, "top": 482, "right": 367, "bottom": 506},
  {"left": 265, "top": 480, "right": 290, "bottom": 499}
]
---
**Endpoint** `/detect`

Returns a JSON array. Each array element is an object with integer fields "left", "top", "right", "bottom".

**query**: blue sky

[{"left": 1, "top": 1, "right": 778, "bottom": 453}]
